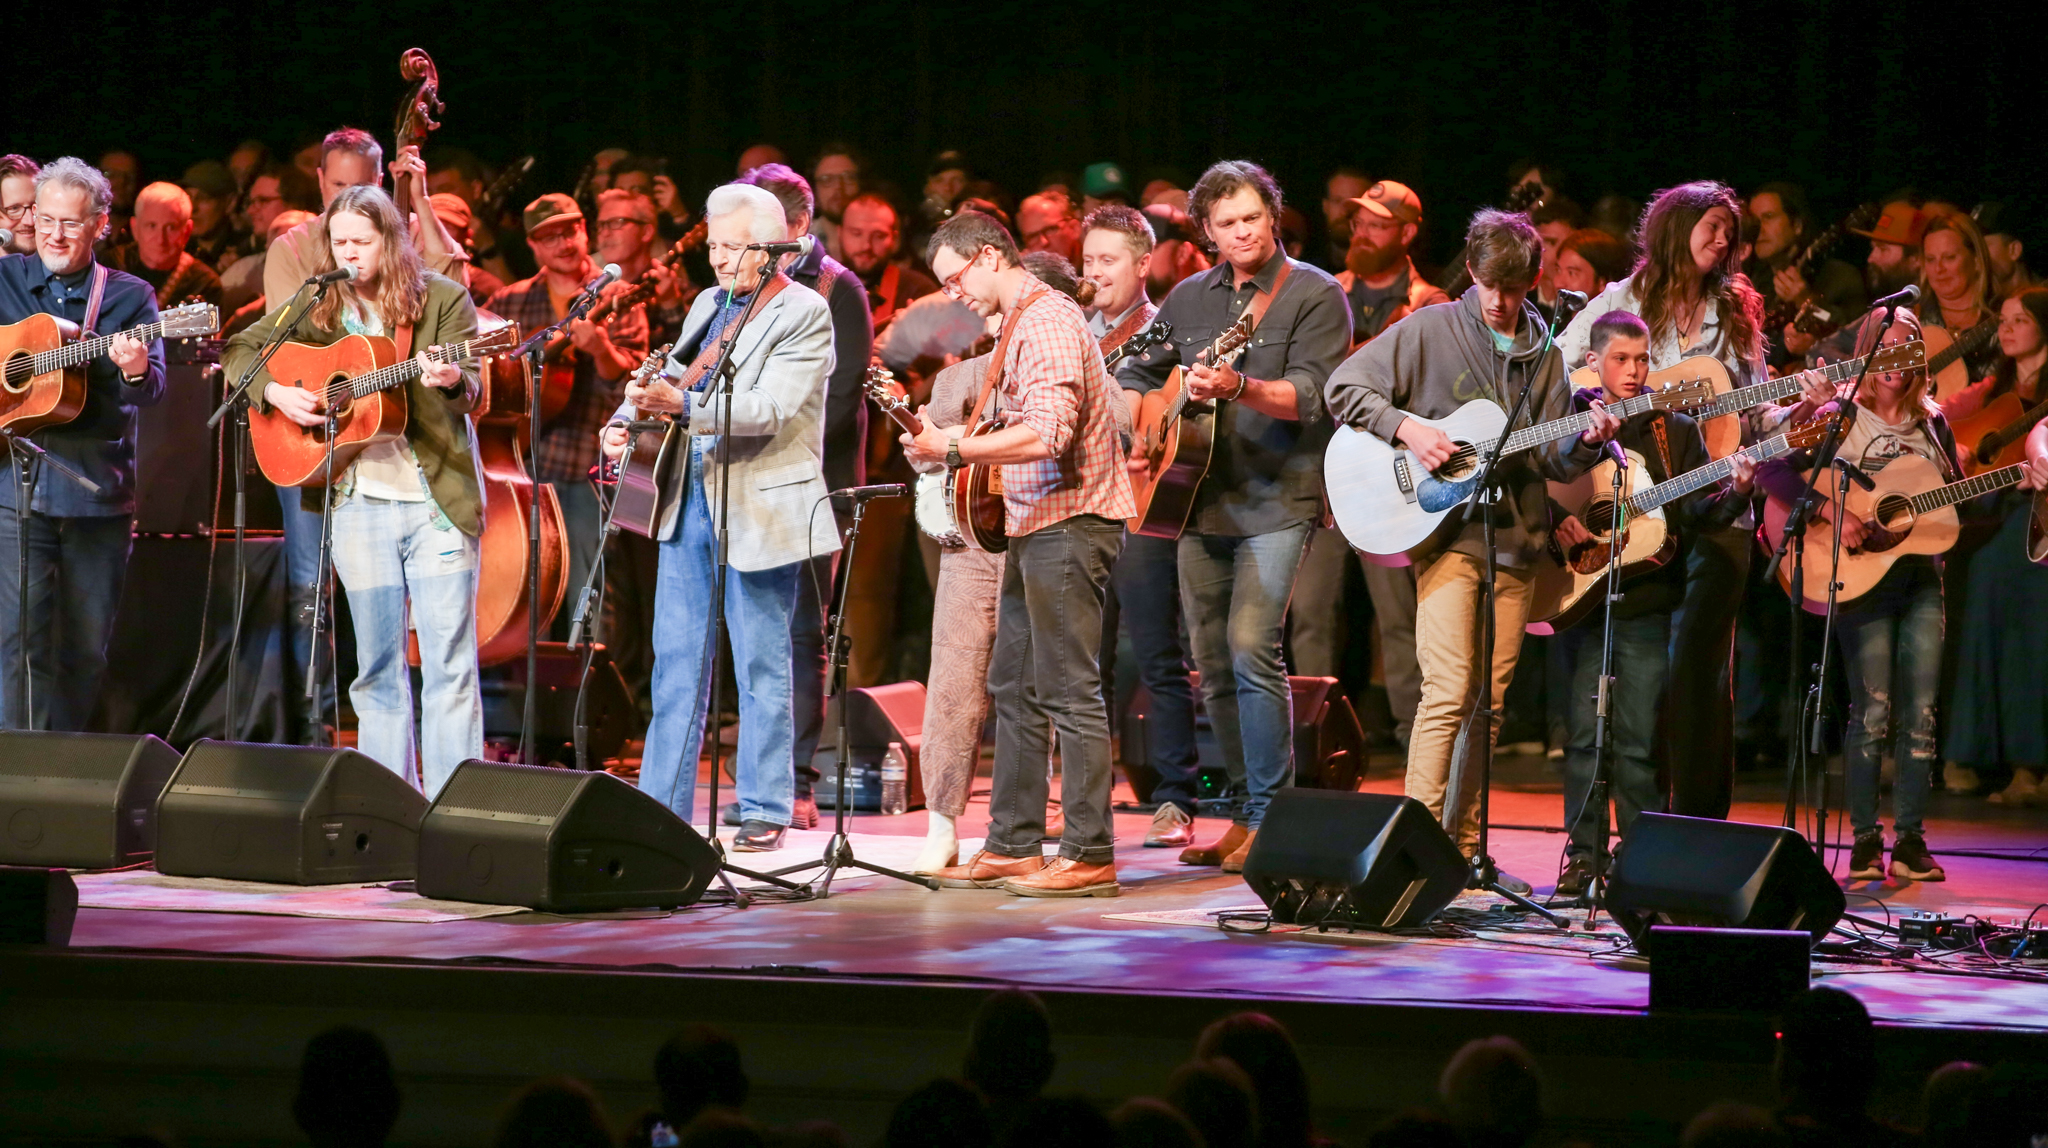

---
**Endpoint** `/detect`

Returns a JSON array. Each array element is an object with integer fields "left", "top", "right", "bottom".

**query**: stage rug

[{"left": 72, "top": 872, "right": 527, "bottom": 923}]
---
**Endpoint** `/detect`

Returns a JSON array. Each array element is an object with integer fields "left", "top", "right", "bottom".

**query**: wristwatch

[{"left": 945, "top": 440, "right": 963, "bottom": 470}]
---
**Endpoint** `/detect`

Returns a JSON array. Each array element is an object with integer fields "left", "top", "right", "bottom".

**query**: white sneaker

[
  {"left": 912, "top": 812, "right": 959, "bottom": 874},
  {"left": 1144, "top": 803, "right": 1194, "bottom": 848}
]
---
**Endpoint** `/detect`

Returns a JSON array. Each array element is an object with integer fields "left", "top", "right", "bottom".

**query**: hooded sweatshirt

[{"left": 1325, "top": 286, "right": 1600, "bottom": 566}]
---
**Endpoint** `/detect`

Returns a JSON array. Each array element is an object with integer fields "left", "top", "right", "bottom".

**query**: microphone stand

[
  {"left": 1802, "top": 461, "right": 1858, "bottom": 857},
  {"left": 1561, "top": 447, "right": 1630, "bottom": 926},
  {"left": 567, "top": 450, "right": 635, "bottom": 772},
  {"left": 210, "top": 277, "right": 328, "bottom": 739},
  {"left": 507, "top": 275, "right": 610, "bottom": 765},
  {"left": 761, "top": 490, "right": 939, "bottom": 894},
  {"left": 1763, "top": 293, "right": 1905, "bottom": 844},
  {"left": 306, "top": 406, "right": 342, "bottom": 744},
  {"left": 1453, "top": 301, "right": 1575, "bottom": 929},
  {"left": 3, "top": 431, "right": 99, "bottom": 730}
]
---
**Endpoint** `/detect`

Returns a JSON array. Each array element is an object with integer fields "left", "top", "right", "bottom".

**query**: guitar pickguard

[{"left": 1416, "top": 472, "right": 1481, "bottom": 515}]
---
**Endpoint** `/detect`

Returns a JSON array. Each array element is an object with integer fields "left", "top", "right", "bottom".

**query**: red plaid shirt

[{"left": 993, "top": 287, "right": 1135, "bottom": 535}]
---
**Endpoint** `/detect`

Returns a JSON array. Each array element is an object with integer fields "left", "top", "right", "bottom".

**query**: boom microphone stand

[{"left": 761, "top": 488, "right": 939, "bottom": 894}]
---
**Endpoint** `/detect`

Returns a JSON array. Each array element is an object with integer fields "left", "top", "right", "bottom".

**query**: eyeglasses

[
  {"left": 939, "top": 249, "right": 985, "bottom": 300},
  {"left": 0, "top": 203, "right": 30, "bottom": 221},
  {"left": 596, "top": 217, "right": 651, "bottom": 233},
  {"left": 816, "top": 172, "right": 859, "bottom": 186},
  {"left": 33, "top": 213, "right": 96, "bottom": 238}
]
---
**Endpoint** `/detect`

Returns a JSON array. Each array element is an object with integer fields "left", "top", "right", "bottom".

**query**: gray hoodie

[{"left": 1325, "top": 287, "right": 1599, "bottom": 565}]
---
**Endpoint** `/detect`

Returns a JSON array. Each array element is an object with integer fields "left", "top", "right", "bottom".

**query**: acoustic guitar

[
  {"left": 0, "top": 303, "right": 220, "bottom": 433},
  {"left": 1325, "top": 379, "right": 1715, "bottom": 563},
  {"left": 1761, "top": 454, "right": 2029, "bottom": 610},
  {"left": 1949, "top": 389, "right": 2048, "bottom": 476},
  {"left": 1528, "top": 417, "right": 1830, "bottom": 630},
  {"left": 537, "top": 225, "right": 707, "bottom": 425},
  {"left": 1128, "top": 311, "right": 1255, "bottom": 539},
  {"left": 1922, "top": 315, "right": 2000, "bottom": 404},
  {"left": 248, "top": 326, "right": 518, "bottom": 487},
  {"left": 608, "top": 345, "right": 683, "bottom": 539}
]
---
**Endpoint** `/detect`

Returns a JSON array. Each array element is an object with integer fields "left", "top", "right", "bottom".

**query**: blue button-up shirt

[{"left": 0, "top": 252, "right": 167, "bottom": 516}]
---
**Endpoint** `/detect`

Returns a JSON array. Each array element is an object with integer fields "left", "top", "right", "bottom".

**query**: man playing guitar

[
  {"left": 1116, "top": 161, "right": 1351, "bottom": 870},
  {"left": 0, "top": 157, "right": 163, "bottom": 731},
  {"left": 903, "top": 210, "right": 1135, "bottom": 897}
]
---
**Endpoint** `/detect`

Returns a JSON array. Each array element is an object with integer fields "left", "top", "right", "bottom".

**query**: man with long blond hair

[{"left": 224, "top": 184, "right": 485, "bottom": 796}]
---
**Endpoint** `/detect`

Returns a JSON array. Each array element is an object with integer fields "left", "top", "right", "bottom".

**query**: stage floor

[{"left": 65, "top": 752, "right": 2048, "bottom": 1033}]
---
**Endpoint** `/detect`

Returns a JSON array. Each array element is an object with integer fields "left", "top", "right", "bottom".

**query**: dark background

[{"left": 18, "top": 0, "right": 2041, "bottom": 265}]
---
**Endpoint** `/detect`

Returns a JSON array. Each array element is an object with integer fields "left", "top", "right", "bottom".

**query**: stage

[{"left": 8, "top": 752, "right": 2048, "bottom": 1147}]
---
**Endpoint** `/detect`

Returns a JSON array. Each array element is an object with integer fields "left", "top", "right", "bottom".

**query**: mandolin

[
  {"left": 1127, "top": 311, "right": 1255, "bottom": 539},
  {"left": 248, "top": 325, "right": 518, "bottom": 487},
  {"left": 536, "top": 223, "right": 708, "bottom": 426},
  {"left": 0, "top": 303, "right": 220, "bottom": 433}
]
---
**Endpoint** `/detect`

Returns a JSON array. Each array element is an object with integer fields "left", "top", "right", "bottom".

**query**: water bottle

[{"left": 880, "top": 742, "right": 908, "bottom": 816}]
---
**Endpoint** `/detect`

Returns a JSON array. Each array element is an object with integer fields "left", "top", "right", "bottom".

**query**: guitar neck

[
  {"left": 1628, "top": 435, "right": 1789, "bottom": 514},
  {"left": 1494, "top": 389, "right": 1661, "bottom": 457},
  {"left": 32, "top": 320, "right": 169, "bottom": 374},
  {"left": 1929, "top": 320, "right": 1997, "bottom": 375},
  {"left": 344, "top": 338, "right": 480, "bottom": 399},
  {"left": 1698, "top": 355, "right": 1869, "bottom": 421},
  {"left": 1909, "top": 464, "right": 2026, "bottom": 513}
]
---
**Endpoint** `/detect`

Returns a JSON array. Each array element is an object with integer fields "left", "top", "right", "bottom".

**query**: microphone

[
  {"left": 1604, "top": 440, "right": 1629, "bottom": 468},
  {"left": 1831, "top": 457, "right": 1877, "bottom": 491},
  {"left": 1549, "top": 289, "right": 1590, "bottom": 335},
  {"left": 578, "top": 263, "right": 623, "bottom": 300},
  {"left": 747, "top": 235, "right": 815, "bottom": 257},
  {"left": 625, "top": 419, "right": 672, "bottom": 434},
  {"left": 1870, "top": 283, "right": 1919, "bottom": 311},
  {"left": 0, "top": 228, "right": 12, "bottom": 248},
  {"left": 831, "top": 483, "right": 909, "bottom": 500},
  {"left": 307, "top": 265, "right": 358, "bottom": 285}
]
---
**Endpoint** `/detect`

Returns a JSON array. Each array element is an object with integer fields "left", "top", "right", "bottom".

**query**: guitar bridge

[{"left": 1393, "top": 454, "right": 1418, "bottom": 505}]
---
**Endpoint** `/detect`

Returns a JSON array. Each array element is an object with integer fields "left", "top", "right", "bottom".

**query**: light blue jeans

[
  {"left": 1176, "top": 523, "right": 1312, "bottom": 829},
  {"left": 1836, "top": 560, "right": 1943, "bottom": 838},
  {"left": 328, "top": 494, "right": 482, "bottom": 799},
  {"left": 637, "top": 446, "right": 801, "bottom": 828}
]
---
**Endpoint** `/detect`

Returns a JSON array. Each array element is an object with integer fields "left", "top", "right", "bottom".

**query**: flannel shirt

[
  {"left": 484, "top": 272, "right": 649, "bottom": 483},
  {"left": 994, "top": 287, "right": 1135, "bottom": 535}
]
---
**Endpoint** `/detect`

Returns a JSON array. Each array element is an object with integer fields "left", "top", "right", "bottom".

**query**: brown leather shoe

[
  {"left": 1220, "top": 829, "right": 1258, "bottom": 874},
  {"left": 1005, "top": 857, "right": 1120, "bottom": 898},
  {"left": 932, "top": 850, "right": 1046, "bottom": 889},
  {"left": 1180, "top": 822, "right": 1249, "bottom": 867}
]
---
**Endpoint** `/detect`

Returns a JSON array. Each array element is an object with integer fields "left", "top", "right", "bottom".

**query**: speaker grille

[
  {"left": 434, "top": 763, "right": 583, "bottom": 822},
  {"left": 0, "top": 733, "right": 138, "bottom": 780},
  {"left": 172, "top": 741, "right": 334, "bottom": 801}
]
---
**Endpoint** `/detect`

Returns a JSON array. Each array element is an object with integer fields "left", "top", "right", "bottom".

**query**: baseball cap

[
  {"left": 181, "top": 160, "right": 236, "bottom": 203},
  {"left": 1082, "top": 162, "right": 1129, "bottom": 201},
  {"left": 1353, "top": 180, "right": 1422, "bottom": 227},
  {"left": 429, "top": 192, "right": 473, "bottom": 233},
  {"left": 523, "top": 192, "right": 583, "bottom": 236},
  {"left": 1850, "top": 200, "right": 1927, "bottom": 247}
]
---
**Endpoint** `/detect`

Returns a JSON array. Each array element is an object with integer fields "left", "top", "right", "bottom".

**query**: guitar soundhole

[
  {"left": 1861, "top": 495, "right": 1914, "bottom": 552},
  {"left": 2, "top": 351, "right": 32, "bottom": 394},
  {"left": 1435, "top": 443, "right": 1479, "bottom": 482}
]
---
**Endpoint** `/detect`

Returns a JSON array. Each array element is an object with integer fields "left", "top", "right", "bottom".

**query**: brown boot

[
  {"left": 932, "top": 850, "right": 1046, "bottom": 889},
  {"left": 1180, "top": 822, "right": 1249, "bottom": 867},
  {"left": 1005, "top": 857, "right": 1120, "bottom": 898},
  {"left": 1220, "top": 829, "right": 1258, "bottom": 874}
]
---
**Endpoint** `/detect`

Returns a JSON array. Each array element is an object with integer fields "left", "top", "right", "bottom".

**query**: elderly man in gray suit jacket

[{"left": 600, "top": 182, "right": 839, "bottom": 851}]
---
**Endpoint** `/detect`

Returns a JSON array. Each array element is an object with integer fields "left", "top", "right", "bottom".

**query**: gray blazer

[{"left": 614, "top": 280, "right": 841, "bottom": 571}]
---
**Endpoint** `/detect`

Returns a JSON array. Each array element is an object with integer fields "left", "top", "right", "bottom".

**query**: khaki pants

[
  {"left": 918, "top": 546, "right": 1004, "bottom": 817},
  {"left": 1406, "top": 550, "right": 1535, "bottom": 850}
]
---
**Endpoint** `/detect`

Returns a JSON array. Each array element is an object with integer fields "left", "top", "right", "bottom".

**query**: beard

[
  {"left": 1866, "top": 258, "right": 1917, "bottom": 298},
  {"left": 1345, "top": 239, "right": 1403, "bottom": 279}
]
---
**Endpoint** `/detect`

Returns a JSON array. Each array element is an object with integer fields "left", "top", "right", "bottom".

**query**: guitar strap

[
  {"left": 1098, "top": 300, "right": 1158, "bottom": 360},
  {"left": 394, "top": 324, "right": 415, "bottom": 361},
  {"left": 1650, "top": 415, "right": 1673, "bottom": 479},
  {"left": 1230, "top": 257, "right": 1293, "bottom": 346},
  {"left": 80, "top": 263, "right": 108, "bottom": 337},
  {"left": 872, "top": 263, "right": 903, "bottom": 328},
  {"left": 970, "top": 287, "right": 1047, "bottom": 425},
  {"left": 674, "top": 273, "right": 793, "bottom": 391}
]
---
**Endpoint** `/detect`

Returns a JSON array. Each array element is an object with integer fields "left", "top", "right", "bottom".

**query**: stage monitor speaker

[
  {"left": 1605, "top": 814, "right": 1846, "bottom": 955},
  {"left": 0, "top": 866, "right": 77, "bottom": 946},
  {"left": 417, "top": 760, "right": 717, "bottom": 911},
  {"left": 154, "top": 740, "right": 427, "bottom": 884},
  {"left": 818, "top": 681, "right": 926, "bottom": 811},
  {"left": 1121, "top": 676, "right": 1366, "bottom": 801},
  {"left": 1647, "top": 926, "right": 1812, "bottom": 1015},
  {"left": 1241, "top": 788, "right": 1470, "bottom": 929},
  {"left": 0, "top": 732, "right": 182, "bottom": 869},
  {"left": 483, "top": 643, "right": 642, "bottom": 766}
]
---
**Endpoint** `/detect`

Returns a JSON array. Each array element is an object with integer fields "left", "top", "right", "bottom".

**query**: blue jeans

[
  {"left": 0, "top": 509, "right": 131, "bottom": 731},
  {"left": 1106, "top": 531, "right": 1198, "bottom": 801},
  {"left": 1557, "top": 612, "right": 1672, "bottom": 860},
  {"left": 328, "top": 495, "right": 482, "bottom": 799},
  {"left": 1173, "top": 523, "right": 1312, "bottom": 829},
  {"left": 1836, "top": 561, "right": 1943, "bottom": 838},
  {"left": 277, "top": 486, "right": 337, "bottom": 738},
  {"left": 637, "top": 447, "right": 801, "bottom": 828},
  {"left": 985, "top": 515, "right": 1122, "bottom": 862}
]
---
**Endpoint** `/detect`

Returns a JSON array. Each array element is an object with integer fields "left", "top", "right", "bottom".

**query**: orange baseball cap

[{"left": 1851, "top": 201, "right": 1928, "bottom": 247}]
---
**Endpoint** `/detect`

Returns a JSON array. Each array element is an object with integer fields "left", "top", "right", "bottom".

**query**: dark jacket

[
  {"left": 1326, "top": 287, "right": 1598, "bottom": 565},
  {"left": 223, "top": 272, "right": 485, "bottom": 536},
  {"left": 789, "top": 240, "right": 875, "bottom": 491}
]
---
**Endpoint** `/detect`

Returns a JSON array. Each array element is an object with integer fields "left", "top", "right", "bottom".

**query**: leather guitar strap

[
  {"left": 394, "top": 324, "right": 415, "bottom": 361},
  {"left": 1239, "top": 257, "right": 1292, "bottom": 334},
  {"left": 80, "top": 263, "right": 108, "bottom": 337},
  {"left": 1098, "top": 300, "right": 1158, "bottom": 360},
  {"left": 676, "top": 273, "right": 793, "bottom": 391},
  {"left": 970, "top": 287, "right": 1046, "bottom": 424}
]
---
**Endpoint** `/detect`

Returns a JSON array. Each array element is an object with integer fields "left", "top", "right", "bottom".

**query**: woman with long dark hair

[
  {"left": 1559, "top": 182, "right": 1827, "bottom": 824},
  {"left": 1943, "top": 287, "right": 2048, "bottom": 804}
]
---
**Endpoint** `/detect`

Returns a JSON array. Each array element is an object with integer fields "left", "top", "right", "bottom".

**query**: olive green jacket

[{"left": 223, "top": 272, "right": 486, "bottom": 536}]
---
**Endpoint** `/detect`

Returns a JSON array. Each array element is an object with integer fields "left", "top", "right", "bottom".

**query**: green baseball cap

[
  {"left": 1082, "top": 162, "right": 1129, "bottom": 201},
  {"left": 523, "top": 192, "right": 584, "bottom": 236}
]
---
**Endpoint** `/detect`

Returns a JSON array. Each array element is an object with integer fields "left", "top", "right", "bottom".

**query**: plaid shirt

[
  {"left": 993, "top": 287, "right": 1135, "bottom": 535},
  {"left": 484, "top": 272, "right": 650, "bottom": 484}
]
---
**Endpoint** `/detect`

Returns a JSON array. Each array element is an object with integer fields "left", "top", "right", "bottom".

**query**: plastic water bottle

[{"left": 880, "top": 742, "right": 909, "bottom": 816}]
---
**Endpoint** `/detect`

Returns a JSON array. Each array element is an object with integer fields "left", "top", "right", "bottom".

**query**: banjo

[{"left": 858, "top": 367, "right": 967, "bottom": 546}]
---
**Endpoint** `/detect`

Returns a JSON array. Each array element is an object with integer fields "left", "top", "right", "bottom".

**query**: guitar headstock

[
  {"left": 1110, "top": 322, "right": 1172, "bottom": 367},
  {"left": 1505, "top": 181, "right": 1547, "bottom": 215},
  {"left": 1210, "top": 311, "right": 1256, "bottom": 366},
  {"left": 470, "top": 325, "right": 522, "bottom": 356},
  {"left": 160, "top": 302, "right": 221, "bottom": 340},
  {"left": 1647, "top": 378, "right": 1715, "bottom": 413},
  {"left": 1784, "top": 414, "right": 1836, "bottom": 451},
  {"left": 1867, "top": 339, "right": 1926, "bottom": 374},
  {"left": 861, "top": 364, "right": 902, "bottom": 403},
  {"left": 632, "top": 344, "right": 674, "bottom": 385}
]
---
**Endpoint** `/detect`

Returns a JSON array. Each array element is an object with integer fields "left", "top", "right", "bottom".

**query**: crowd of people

[
  {"left": 212, "top": 987, "right": 2046, "bottom": 1148},
  {"left": 2, "top": 130, "right": 2045, "bottom": 897}
]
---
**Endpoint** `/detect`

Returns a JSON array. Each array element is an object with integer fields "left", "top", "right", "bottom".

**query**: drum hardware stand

[
  {"left": 761, "top": 489, "right": 940, "bottom": 895},
  {"left": 209, "top": 275, "right": 333, "bottom": 739},
  {"left": 1763, "top": 293, "right": 1907, "bottom": 855},
  {"left": 2, "top": 431, "right": 97, "bottom": 730}
]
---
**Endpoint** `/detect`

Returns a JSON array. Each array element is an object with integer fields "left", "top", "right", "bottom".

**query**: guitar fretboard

[
  {"left": 1908, "top": 464, "right": 2026, "bottom": 513},
  {"left": 5, "top": 320, "right": 177, "bottom": 385},
  {"left": 321, "top": 337, "right": 492, "bottom": 403},
  {"left": 1627, "top": 435, "right": 1791, "bottom": 515},
  {"left": 1490, "top": 387, "right": 1669, "bottom": 457},
  {"left": 1694, "top": 353, "right": 1878, "bottom": 422},
  {"left": 1929, "top": 318, "right": 1999, "bottom": 376}
]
